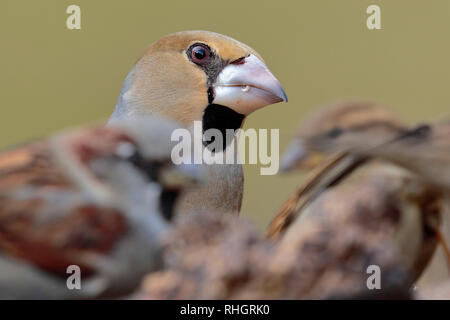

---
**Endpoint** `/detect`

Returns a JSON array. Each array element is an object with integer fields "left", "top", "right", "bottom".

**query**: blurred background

[{"left": 2, "top": 0, "right": 450, "bottom": 231}]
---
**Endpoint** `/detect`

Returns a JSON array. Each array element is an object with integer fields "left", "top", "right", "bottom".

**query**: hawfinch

[
  {"left": 267, "top": 101, "right": 447, "bottom": 284},
  {"left": 0, "top": 117, "right": 203, "bottom": 299},
  {"left": 109, "top": 31, "right": 287, "bottom": 216}
]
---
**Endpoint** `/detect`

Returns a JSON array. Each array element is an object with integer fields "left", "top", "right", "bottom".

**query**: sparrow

[
  {"left": 109, "top": 30, "right": 287, "bottom": 216},
  {"left": 271, "top": 100, "right": 409, "bottom": 235},
  {"left": 337, "top": 119, "right": 450, "bottom": 284},
  {"left": 0, "top": 116, "right": 203, "bottom": 299},
  {"left": 280, "top": 100, "right": 407, "bottom": 172},
  {"left": 267, "top": 101, "right": 446, "bottom": 284}
]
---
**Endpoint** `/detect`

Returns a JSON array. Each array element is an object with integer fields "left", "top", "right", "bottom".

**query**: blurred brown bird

[
  {"left": 348, "top": 120, "right": 450, "bottom": 191},
  {"left": 280, "top": 100, "right": 407, "bottom": 172},
  {"left": 0, "top": 117, "right": 203, "bottom": 299},
  {"left": 109, "top": 30, "right": 287, "bottom": 216},
  {"left": 268, "top": 101, "right": 447, "bottom": 284},
  {"left": 415, "top": 279, "right": 450, "bottom": 299},
  {"left": 139, "top": 210, "right": 412, "bottom": 299}
]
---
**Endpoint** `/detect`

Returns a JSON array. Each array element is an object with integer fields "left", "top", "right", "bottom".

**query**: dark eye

[
  {"left": 327, "top": 127, "right": 343, "bottom": 138},
  {"left": 190, "top": 44, "right": 210, "bottom": 65}
]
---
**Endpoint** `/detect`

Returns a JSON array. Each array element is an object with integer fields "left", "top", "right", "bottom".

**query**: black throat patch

[{"left": 202, "top": 104, "right": 245, "bottom": 152}]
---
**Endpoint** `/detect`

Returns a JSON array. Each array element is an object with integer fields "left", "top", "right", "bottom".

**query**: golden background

[{"left": 2, "top": 0, "right": 450, "bottom": 229}]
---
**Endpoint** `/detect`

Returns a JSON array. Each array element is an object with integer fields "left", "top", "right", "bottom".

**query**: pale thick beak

[{"left": 212, "top": 54, "right": 287, "bottom": 115}]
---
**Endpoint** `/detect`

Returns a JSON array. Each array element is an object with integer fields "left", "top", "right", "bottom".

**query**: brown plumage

[
  {"left": 135, "top": 102, "right": 434, "bottom": 299},
  {"left": 0, "top": 134, "right": 128, "bottom": 277},
  {"left": 280, "top": 100, "right": 407, "bottom": 172},
  {"left": 0, "top": 117, "right": 203, "bottom": 299},
  {"left": 138, "top": 210, "right": 411, "bottom": 299},
  {"left": 268, "top": 101, "right": 446, "bottom": 284},
  {"left": 349, "top": 121, "right": 450, "bottom": 191},
  {"left": 109, "top": 31, "right": 287, "bottom": 216},
  {"left": 272, "top": 101, "right": 409, "bottom": 235}
]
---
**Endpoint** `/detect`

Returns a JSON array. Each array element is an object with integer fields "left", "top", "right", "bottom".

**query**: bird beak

[
  {"left": 160, "top": 163, "right": 205, "bottom": 189},
  {"left": 213, "top": 54, "right": 287, "bottom": 115},
  {"left": 280, "top": 138, "right": 325, "bottom": 173}
]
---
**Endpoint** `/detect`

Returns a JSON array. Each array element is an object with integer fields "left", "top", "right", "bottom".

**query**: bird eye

[{"left": 189, "top": 44, "right": 210, "bottom": 65}]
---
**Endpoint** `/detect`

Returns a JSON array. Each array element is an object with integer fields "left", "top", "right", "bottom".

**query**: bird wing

[
  {"left": 0, "top": 141, "right": 127, "bottom": 277},
  {"left": 266, "top": 152, "right": 366, "bottom": 239},
  {"left": 348, "top": 122, "right": 450, "bottom": 191}
]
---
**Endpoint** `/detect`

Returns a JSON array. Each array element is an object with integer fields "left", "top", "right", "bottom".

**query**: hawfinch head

[
  {"left": 111, "top": 30, "right": 287, "bottom": 129},
  {"left": 280, "top": 100, "right": 407, "bottom": 172}
]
